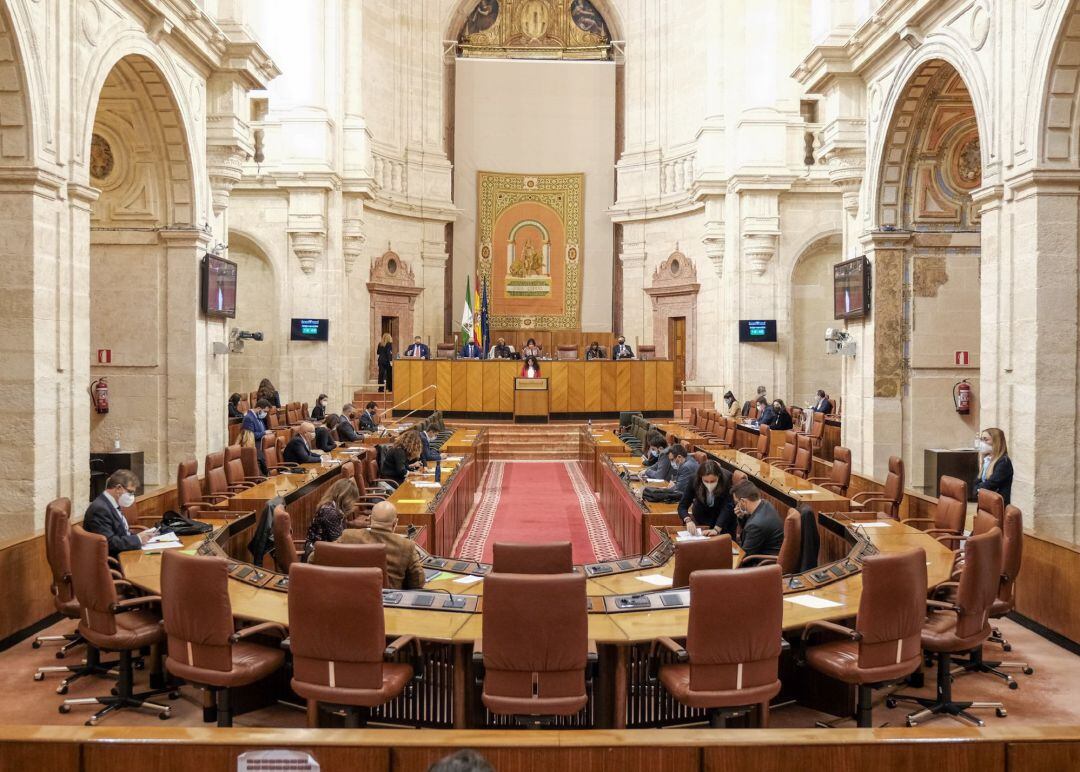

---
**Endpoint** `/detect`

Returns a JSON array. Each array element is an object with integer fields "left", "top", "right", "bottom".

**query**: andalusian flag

[{"left": 459, "top": 275, "right": 474, "bottom": 348}]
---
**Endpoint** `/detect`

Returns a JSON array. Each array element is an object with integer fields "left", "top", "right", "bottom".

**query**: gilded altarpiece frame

[{"left": 476, "top": 171, "right": 584, "bottom": 331}]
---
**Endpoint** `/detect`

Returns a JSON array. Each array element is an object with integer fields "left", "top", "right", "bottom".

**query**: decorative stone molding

[
  {"left": 342, "top": 218, "right": 366, "bottom": 275},
  {"left": 367, "top": 250, "right": 423, "bottom": 379},
  {"left": 206, "top": 145, "right": 246, "bottom": 214},
  {"left": 823, "top": 148, "right": 866, "bottom": 215},
  {"left": 289, "top": 231, "right": 325, "bottom": 274},
  {"left": 701, "top": 196, "right": 725, "bottom": 278},
  {"left": 644, "top": 250, "right": 700, "bottom": 380},
  {"left": 742, "top": 232, "right": 778, "bottom": 276}
]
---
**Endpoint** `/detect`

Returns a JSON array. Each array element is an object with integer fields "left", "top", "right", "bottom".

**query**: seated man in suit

[
  {"left": 284, "top": 422, "right": 322, "bottom": 464},
  {"left": 83, "top": 469, "right": 155, "bottom": 556},
  {"left": 640, "top": 435, "right": 673, "bottom": 481},
  {"left": 460, "top": 339, "right": 483, "bottom": 359},
  {"left": 668, "top": 444, "right": 699, "bottom": 497},
  {"left": 731, "top": 480, "right": 784, "bottom": 559},
  {"left": 812, "top": 390, "right": 833, "bottom": 414},
  {"left": 337, "top": 405, "right": 362, "bottom": 442},
  {"left": 404, "top": 335, "right": 430, "bottom": 359},
  {"left": 488, "top": 337, "right": 513, "bottom": 359},
  {"left": 338, "top": 501, "right": 426, "bottom": 590},
  {"left": 612, "top": 336, "right": 634, "bottom": 360},
  {"left": 420, "top": 427, "right": 444, "bottom": 464},
  {"left": 752, "top": 396, "right": 775, "bottom": 427},
  {"left": 359, "top": 401, "right": 379, "bottom": 432}
]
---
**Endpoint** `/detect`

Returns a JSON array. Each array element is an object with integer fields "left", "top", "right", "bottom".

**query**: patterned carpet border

[
  {"left": 565, "top": 462, "right": 620, "bottom": 561},
  {"left": 452, "top": 461, "right": 505, "bottom": 560}
]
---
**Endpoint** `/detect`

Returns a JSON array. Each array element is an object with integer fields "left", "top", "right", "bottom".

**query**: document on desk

[
  {"left": 141, "top": 534, "right": 184, "bottom": 552},
  {"left": 645, "top": 478, "right": 667, "bottom": 484},
  {"left": 855, "top": 521, "right": 892, "bottom": 528},
  {"left": 412, "top": 481, "right": 442, "bottom": 489},
  {"left": 788, "top": 489, "right": 817, "bottom": 496},
  {"left": 443, "top": 455, "right": 464, "bottom": 462},
  {"left": 676, "top": 531, "right": 708, "bottom": 541},
  {"left": 784, "top": 594, "right": 843, "bottom": 609},
  {"left": 636, "top": 574, "right": 674, "bottom": 587},
  {"left": 454, "top": 574, "right": 484, "bottom": 585}
]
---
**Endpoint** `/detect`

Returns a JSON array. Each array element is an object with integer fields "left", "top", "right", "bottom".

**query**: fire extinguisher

[
  {"left": 953, "top": 379, "right": 972, "bottom": 415},
  {"left": 91, "top": 378, "right": 109, "bottom": 414}
]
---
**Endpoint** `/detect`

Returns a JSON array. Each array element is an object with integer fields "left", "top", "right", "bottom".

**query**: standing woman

[
  {"left": 521, "top": 355, "right": 541, "bottom": 378},
  {"left": 257, "top": 378, "right": 281, "bottom": 409},
  {"left": 310, "top": 393, "right": 329, "bottom": 421},
  {"left": 377, "top": 333, "right": 394, "bottom": 393},
  {"left": 677, "top": 461, "right": 736, "bottom": 538},
  {"left": 303, "top": 478, "right": 360, "bottom": 557},
  {"left": 974, "top": 427, "right": 1013, "bottom": 505}
]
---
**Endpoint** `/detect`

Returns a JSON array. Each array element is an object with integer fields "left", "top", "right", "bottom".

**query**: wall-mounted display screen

[
  {"left": 200, "top": 254, "right": 237, "bottom": 318},
  {"left": 290, "top": 318, "right": 329, "bottom": 342},
  {"left": 738, "top": 319, "right": 777, "bottom": 343},
  {"left": 834, "top": 256, "right": 872, "bottom": 320}
]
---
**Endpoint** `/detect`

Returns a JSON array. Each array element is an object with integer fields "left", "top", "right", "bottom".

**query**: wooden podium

[{"left": 514, "top": 377, "right": 549, "bottom": 423}]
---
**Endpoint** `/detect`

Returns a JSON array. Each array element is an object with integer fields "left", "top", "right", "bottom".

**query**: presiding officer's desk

[{"left": 121, "top": 434, "right": 953, "bottom": 730}]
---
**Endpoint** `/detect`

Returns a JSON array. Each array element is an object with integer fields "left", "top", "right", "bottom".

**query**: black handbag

[
  {"left": 642, "top": 486, "right": 681, "bottom": 503},
  {"left": 157, "top": 510, "right": 212, "bottom": 536}
]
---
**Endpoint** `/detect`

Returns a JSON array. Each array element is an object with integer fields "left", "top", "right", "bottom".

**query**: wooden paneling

[
  {"left": 627, "top": 361, "right": 644, "bottom": 412},
  {"left": 703, "top": 742, "right": 1004, "bottom": 772},
  {"left": 465, "top": 362, "right": 484, "bottom": 412},
  {"left": 584, "top": 364, "right": 602, "bottom": 413},
  {"left": 657, "top": 360, "right": 675, "bottom": 410},
  {"left": 82, "top": 743, "right": 389, "bottom": 772},
  {"left": 436, "top": 361, "right": 452, "bottom": 411},
  {"left": 393, "top": 746, "right": 699, "bottom": 772},
  {"left": 1008, "top": 741, "right": 1080, "bottom": 772},
  {"left": 566, "top": 361, "right": 585, "bottom": 413},
  {"left": 421, "top": 361, "right": 437, "bottom": 411},
  {"left": 548, "top": 362, "right": 568, "bottom": 413},
  {"left": 1015, "top": 533, "right": 1080, "bottom": 645},
  {"left": 644, "top": 361, "right": 657, "bottom": 411},
  {"left": 499, "top": 362, "right": 516, "bottom": 412},
  {"left": 396, "top": 361, "right": 414, "bottom": 409},
  {"left": 450, "top": 363, "right": 467, "bottom": 412},
  {"left": 601, "top": 362, "right": 617, "bottom": 412},
  {"left": 0, "top": 530, "right": 54, "bottom": 645},
  {"left": 481, "top": 362, "right": 500, "bottom": 412}
]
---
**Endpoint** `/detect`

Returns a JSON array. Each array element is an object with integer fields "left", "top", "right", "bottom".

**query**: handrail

[{"left": 385, "top": 385, "right": 438, "bottom": 427}]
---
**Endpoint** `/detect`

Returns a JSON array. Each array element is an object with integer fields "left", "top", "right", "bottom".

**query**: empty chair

[
  {"left": 475, "top": 572, "right": 593, "bottom": 722},
  {"left": 800, "top": 411, "right": 826, "bottom": 454},
  {"left": 205, "top": 450, "right": 255, "bottom": 496},
  {"left": 61, "top": 527, "right": 176, "bottom": 724},
  {"left": 289, "top": 565, "right": 418, "bottom": 727},
  {"left": 778, "top": 435, "right": 813, "bottom": 478},
  {"left": 672, "top": 536, "right": 733, "bottom": 588},
  {"left": 807, "top": 446, "right": 852, "bottom": 495},
  {"left": 492, "top": 541, "right": 573, "bottom": 574},
  {"left": 737, "top": 425, "right": 770, "bottom": 459},
  {"left": 637, "top": 345, "right": 655, "bottom": 360},
  {"left": 556, "top": 344, "right": 579, "bottom": 360},
  {"left": 436, "top": 342, "right": 457, "bottom": 359},
  {"left": 176, "top": 460, "right": 250, "bottom": 520},
  {"left": 902, "top": 476, "right": 967, "bottom": 547},
  {"left": 272, "top": 506, "right": 303, "bottom": 573},
  {"left": 804, "top": 548, "right": 928, "bottom": 727},
  {"left": 652, "top": 565, "right": 784, "bottom": 727},
  {"left": 976, "top": 488, "right": 1005, "bottom": 529},
  {"left": 161, "top": 551, "right": 285, "bottom": 727},
  {"left": 887, "top": 528, "right": 1006, "bottom": 726},
  {"left": 311, "top": 542, "right": 388, "bottom": 587},
  {"left": 850, "top": 456, "right": 904, "bottom": 519},
  {"left": 763, "top": 431, "right": 798, "bottom": 467},
  {"left": 224, "top": 445, "right": 265, "bottom": 488}
]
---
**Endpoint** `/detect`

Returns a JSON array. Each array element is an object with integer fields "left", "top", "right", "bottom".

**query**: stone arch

[
  {"left": 1037, "top": 0, "right": 1080, "bottom": 166},
  {"left": 867, "top": 43, "right": 992, "bottom": 229},
  {"left": 0, "top": 0, "right": 35, "bottom": 165},
  {"left": 228, "top": 231, "right": 282, "bottom": 397},
  {"left": 787, "top": 232, "right": 843, "bottom": 409},
  {"left": 78, "top": 38, "right": 201, "bottom": 224}
]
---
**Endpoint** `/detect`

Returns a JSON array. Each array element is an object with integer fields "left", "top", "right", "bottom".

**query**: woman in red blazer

[{"left": 521, "top": 355, "right": 541, "bottom": 378}]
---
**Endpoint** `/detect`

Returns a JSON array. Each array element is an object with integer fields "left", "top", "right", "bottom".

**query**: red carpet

[{"left": 454, "top": 462, "right": 619, "bottom": 564}]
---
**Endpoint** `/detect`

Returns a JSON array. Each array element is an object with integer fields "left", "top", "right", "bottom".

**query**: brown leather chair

[
  {"left": 807, "top": 446, "right": 852, "bottom": 495},
  {"left": 737, "top": 425, "right": 770, "bottom": 459},
  {"left": 763, "top": 431, "right": 797, "bottom": 467},
  {"left": 778, "top": 435, "right": 813, "bottom": 478},
  {"left": 976, "top": 488, "right": 1005, "bottom": 529},
  {"left": 690, "top": 451, "right": 707, "bottom": 466},
  {"left": 475, "top": 572, "right": 593, "bottom": 721},
  {"left": 34, "top": 499, "right": 120, "bottom": 692},
  {"left": 161, "top": 551, "right": 286, "bottom": 726},
  {"left": 176, "top": 460, "right": 250, "bottom": 520},
  {"left": 240, "top": 445, "right": 266, "bottom": 480},
  {"left": 850, "top": 456, "right": 904, "bottom": 519},
  {"left": 436, "top": 342, "right": 457, "bottom": 359},
  {"left": 225, "top": 445, "right": 265, "bottom": 487},
  {"left": 492, "top": 541, "right": 573, "bottom": 574},
  {"left": 652, "top": 565, "right": 783, "bottom": 727},
  {"left": 954, "top": 505, "right": 1033, "bottom": 687},
  {"left": 800, "top": 411, "right": 826, "bottom": 453},
  {"left": 311, "top": 542, "right": 389, "bottom": 587},
  {"left": 887, "top": 528, "right": 1006, "bottom": 726},
  {"left": 288, "top": 564, "right": 419, "bottom": 727},
  {"left": 262, "top": 435, "right": 301, "bottom": 474},
  {"left": 637, "top": 345, "right": 655, "bottom": 360},
  {"left": 205, "top": 450, "right": 255, "bottom": 496},
  {"left": 804, "top": 548, "right": 928, "bottom": 727},
  {"left": 742, "top": 508, "right": 803, "bottom": 574},
  {"left": 272, "top": 506, "right": 304, "bottom": 573},
  {"left": 556, "top": 344, "right": 579, "bottom": 361},
  {"left": 672, "top": 536, "right": 733, "bottom": 588},
  {"left": 902, "top": 476, "right": 967, "bottom": 547},
  {"left": 60, "top": 527, "right": 176, "bottom": 724}
]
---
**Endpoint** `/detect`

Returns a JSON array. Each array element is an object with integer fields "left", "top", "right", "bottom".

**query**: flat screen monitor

[
  {"left": 834, "top": 256, "right": 872, "bottom": 320},
  {"left": 200, "top": 254, "right": 237, "bottom": 318},
  {"left": 739, "top": 319, "right": 777, "bottom": 343},
  {"left": 290, "top": 318, "right": 329, "bottom": 342}
]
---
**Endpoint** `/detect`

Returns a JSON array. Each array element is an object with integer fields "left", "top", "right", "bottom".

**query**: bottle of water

[
  {"left": 113, "top": 432, "right": 121, "bottom": 451},
  {"left": 587, "top": 418, "right": 592, "bottom": 434}
]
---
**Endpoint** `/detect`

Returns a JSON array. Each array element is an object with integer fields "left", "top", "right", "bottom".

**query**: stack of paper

[
  {"left": 784, "top": 594, "right": 843, "bottom": 609},
  {"left": 142, "top": 532, "right": 183, "bottom": 551},
  {"left": 413, "top": 481, "right": 442, "bottom": 489},
  {"left": 635, "top": 574, "right": 674, "bottom": 587},
  {"left": 676, "top": 531, "right": 708, "bottom": 541}
]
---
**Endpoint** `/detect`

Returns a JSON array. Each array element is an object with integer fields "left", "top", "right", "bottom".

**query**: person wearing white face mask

[
  {"left": 84, "top": 469, "right": 155, "bottom": 555},
  {"left": 973, "top": 427, "right": 1013, "bottom": 505},
  {"left": 242, "top": 398, "right": 273, "bottom": 474},
  {"left": 677, "top": 460, "right": 736, "bottom": 538}
]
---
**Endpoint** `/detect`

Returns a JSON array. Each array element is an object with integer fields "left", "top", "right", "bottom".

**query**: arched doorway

[
  {"left": 227, "top": 232, "right": 281, "bottom": 399},
  {"left": 872, "top": 59, "right": 983, "bottom": 490},
  {"left": 789, "top": 234, "right": 842, "bottom": 408},
  {"left": 87, "top": 54, "right": 200, "bottom": 487}
]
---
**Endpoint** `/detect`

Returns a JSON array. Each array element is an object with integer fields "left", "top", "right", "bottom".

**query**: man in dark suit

[
  {"left": 612, "top": 336, "right": 634, "bottom": 359},
  {"left": 338, "top": 501, "right": 425, "bottom": 589},
  {"left": 812, "top": 390, "right": 833, "bottom": 414},
  {"left": 359, "top": 401, "right": 379, "bottom": 432},
  {"left": 668, "top": 444, "right": 699, "bottom": 497},
  {"left": 460, "top": 340, "right": 483, "bottom": 359},
  {"left": 405, "top": 336, "right": 430, "bottom": 359},
  {"left": 753, "top": 397, "right": 775, "bottom": 427},
  {"left": 283, "top": 422, "right": 322, "bottom": 464},
  {"left": 731, "top": 480, "right": 784, "bottom": 558},
  {"left": 337, "top": 405, "right": 362, "bottom": 442},
  {"left": 420, "top": 428, "right": 443, "bottom": 463},
  {"left": 83, "top": 470, "right": 154, "bottom": 556}
]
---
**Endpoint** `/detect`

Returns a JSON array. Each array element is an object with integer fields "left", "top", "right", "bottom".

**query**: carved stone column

[
  {"left": 700, "top": 195, "right": 726, "bottom": 278},
  {"left": 738, "top": 190, "right": 782, "bottom": 276},
  {"left": 342, "top": 197, "right": 366, "bottom": 275}
]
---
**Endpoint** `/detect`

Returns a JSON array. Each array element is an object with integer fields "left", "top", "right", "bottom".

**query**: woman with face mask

[
  {"left": 722, "top": 390, "right": 740, "bottom": 419},
  {"left": 973, "top": 427, "right": 1013, "bottom": 505},
  {"left": 677, "top": 460, "right": 736, "bottom": 537},
  {"left": 767, "top": 398, "right": 794, "bottom": 431},
  {"left": 310, "top": 393, "right": 329, "bottom": 421}
]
